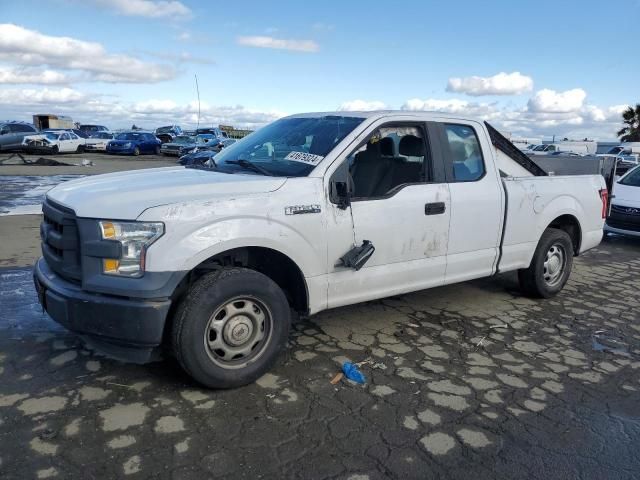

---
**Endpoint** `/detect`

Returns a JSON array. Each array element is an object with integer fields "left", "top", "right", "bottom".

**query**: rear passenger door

[
  {"left": 327, "top": 122, "right": 451, "bottom": 308},
  {"left": 435, "top": 122, "right": 504, "bottom": 283}
]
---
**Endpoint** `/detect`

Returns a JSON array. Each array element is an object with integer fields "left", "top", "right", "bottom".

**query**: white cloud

[
  {"left": 338, "top": 99, "right": 387, "bottom": 111},
  {"left": 0, "top": 67, "right": 70, "bottom": 85},
  {"left": 527, "top": 88, "right": 586, "bottom": 113},
  {"left": 0, "top": 87, "right": 285, "bottom": 130},
  {"left": 91, "top": 0, "right": 192, "bottom": 19},
  {"left": 237, "top": 36, "right": 319, "bottom": 53},
  {"left": 175, "top": 32, "right": 191, "bottom": 42},
  {"left": 332, "top": 94, "right": 626, "bottom": 139},
  {"left": 0, "top": 24, "right": 176, "bottom": 83},
  {"left": 446, "top": 72, "right": 533, "bottom": 96},
  {"left": 0, "top": 87, "right": 86, "bottom": 105}
]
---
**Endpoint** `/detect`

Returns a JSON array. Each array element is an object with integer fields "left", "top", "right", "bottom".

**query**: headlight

[{"left": 99, "top": 221, "right": 164, "bottom": 277}]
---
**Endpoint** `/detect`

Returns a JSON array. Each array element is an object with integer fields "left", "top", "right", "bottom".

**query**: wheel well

[
  {"left": 548, "top": 214, "right": 581, "bottom": 254},
  {"left": 181, "top": 247, "right": 309, "bottom": 314}
]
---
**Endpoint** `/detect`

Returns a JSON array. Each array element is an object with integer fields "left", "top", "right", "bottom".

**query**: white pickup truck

[{"left": 34, "top": 111, "right": 608, "bottom": 388}]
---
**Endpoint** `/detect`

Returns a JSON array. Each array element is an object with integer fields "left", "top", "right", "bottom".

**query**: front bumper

[
  {"left": 33, "top": 257, "right": 172, "bottom": 363},
  {"left": 106, "top": 146, "right": 135, "bottom": 155},
  {"left": 85, "top": 144, "right": 107, "bottom": 151}
]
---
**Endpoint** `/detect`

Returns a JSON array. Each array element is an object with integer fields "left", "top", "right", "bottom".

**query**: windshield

[
  {"left": 172, "top": 135, "right": 194, "bottom": 144},
  {"left": 91, "top": 132, "right": 112, "bottom": 139},
  {"left": 156, "top": 126, "right": 176, "bottom": 134},
  {"left": 44, "top": 132, "right": 60, "bottom": 140},
  {"left": 196, "top": 134, "right": 216, "bottom": 144},
  {"left": 607, "top": 146, "right": 624, "bottom": 155},
  {"left": 620, "top": 166, "right": 640, "bottom": 187},
  {"left": 115, "top": 133, "right": 143, "bottom": 141},
  {"left": 533, "top": 145, "right": 547, "bottom": 151},
  {"left": 213, "top": 115, "right": 364, "bottom": 176}
]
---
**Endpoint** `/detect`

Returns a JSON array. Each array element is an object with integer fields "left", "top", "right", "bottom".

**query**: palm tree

[{"left": 617, "top": 104, "right": 640, "bottom": 142}]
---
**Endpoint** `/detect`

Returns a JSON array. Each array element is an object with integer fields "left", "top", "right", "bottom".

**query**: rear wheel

[
  {"left": 154, "top": 145, "right": 160, "bottom": 155},
  {"left": 133, "top": 146, "right": 140, "bottom": 156},
  {"left": 51, "top": 145, "right": 59, "bottom": 155},
  {"left": 76, "top": 145, "right": 85, "bottom": 153},
  {"left": 171, "top": 268, "right": 291, "bottom": 388},
  {"left": 518, "top": 228, "right": 574, "bottom": 298}
]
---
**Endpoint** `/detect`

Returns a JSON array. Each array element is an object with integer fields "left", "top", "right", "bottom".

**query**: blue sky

[{"left": 0, "top": 0, "right": 638, "bottom": 139}]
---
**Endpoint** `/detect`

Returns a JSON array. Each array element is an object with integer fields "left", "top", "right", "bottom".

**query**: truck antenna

[{"left": 194, "top": 74, "right": 201, "bottom": 132}]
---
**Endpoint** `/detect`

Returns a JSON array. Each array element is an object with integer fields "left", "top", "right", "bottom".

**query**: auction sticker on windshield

[{"left": 284, "top": 151, "right": 324, "bottom": 165}]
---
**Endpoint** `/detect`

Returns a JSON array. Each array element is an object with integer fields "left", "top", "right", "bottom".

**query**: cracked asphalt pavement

[{"left": 1, "top": 234, "right": 640, "bottom": 479}]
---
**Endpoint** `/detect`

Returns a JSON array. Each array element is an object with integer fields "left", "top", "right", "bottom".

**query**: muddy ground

[{"left": 0, "top": 160, "right": 639, "bottom": 479}]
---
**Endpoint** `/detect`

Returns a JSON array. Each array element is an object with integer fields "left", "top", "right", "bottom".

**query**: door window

[
  {"left": 444, "top": 124, "right": 485, "bottom": 182},
  {"left": 348, "top": 125, "right": 429, "bottom": 199}
]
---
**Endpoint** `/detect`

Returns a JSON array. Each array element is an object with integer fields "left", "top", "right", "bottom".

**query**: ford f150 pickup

[{"left": 34, "top": 111, "right": 608, "bottom": 388}]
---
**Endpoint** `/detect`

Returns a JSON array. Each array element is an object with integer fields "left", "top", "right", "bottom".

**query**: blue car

[{"left": 106, "top": 132, "right": 161, "bottom": 156}]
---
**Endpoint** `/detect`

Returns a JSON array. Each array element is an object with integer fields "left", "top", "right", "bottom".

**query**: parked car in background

[
  {"left": 79, "top": 125, "right": 109, "bottom": 135},
  {"left": 106, "top": 132, "right": 161, "bottom": 156},
  {"left": 178, "top": 149, "right": 217, "bottom": 166},
  {"left": 85, "top": 132, "right": 115, "bottom": 152},
  {"left": 155, "top": 125, "right": 183, "bottom": 143},
  {"left": 22, "top": 130, "right": 86, "bottom": 154},
  {"left": 0, "top": 121, "right": 38, "bottom": 151},
  {"left": 529, "top": 141, "right": 597, "bottom": 156},
  {"left": 605, "top": 165, "right": 640, "bottom": 237},
  {"left": 177, "top": 138, "right": 237, "bottom": 165},
  {"left": 195, "top": 127, "right": 228, "bottom": 139},
  {"left": 160, "top": 135, "right": 199, "bottom": 156}
]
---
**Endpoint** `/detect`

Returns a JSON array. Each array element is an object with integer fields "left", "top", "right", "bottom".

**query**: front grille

[
  {"left": 41, "top": 199, "right": 82, "bottom": 283},
  {"left": 610, "top": 204, "right": 640, "bottom": 216}
]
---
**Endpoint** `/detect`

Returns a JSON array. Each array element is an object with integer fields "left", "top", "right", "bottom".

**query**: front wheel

[
  {"left": 518, "top": 228, "right": 574, "bottom": 298},
  {"left": 171, "top": 268, "right": 291, "bottom": 389},
  {"left": 133, "top": 146, "right": 140, "bottom": 156}
]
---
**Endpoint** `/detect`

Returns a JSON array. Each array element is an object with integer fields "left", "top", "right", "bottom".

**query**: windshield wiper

[{"left": 225, "top": 159, "right": 273, "bottom": 176}]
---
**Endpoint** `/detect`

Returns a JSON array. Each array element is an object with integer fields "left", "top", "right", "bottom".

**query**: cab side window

[
  {"left": 444, "top": 124, "right": 485, "bottom": 182},
  {"left": 348, "top": 125, "right": 429, "bottom": 199}
]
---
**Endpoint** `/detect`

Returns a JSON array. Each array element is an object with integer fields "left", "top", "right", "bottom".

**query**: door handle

[{"left": 425, "top": 202, "right": 446, "bottom": 215}]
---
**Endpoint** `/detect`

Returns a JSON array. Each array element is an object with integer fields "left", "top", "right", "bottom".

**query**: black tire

[
  {"left": 51, "top": 145, "right": 59, "bottom": 155},
  {"left": 133, "top": 146, "right": 140, "bottom": 156},
  {"left": 154, "top": 145, "right": 161, "bottom": 155},
  {"left": 518, "top": 228, "right": 574, "bottom": 298},
  {"left": 171, "top": 268, "right": 291, "bottom": 389},
  {"left": 76, "top": 145, "right": 85, "bottom": 153}
]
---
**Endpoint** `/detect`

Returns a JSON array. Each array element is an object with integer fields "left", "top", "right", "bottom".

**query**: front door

[{"left": 326, "top": 122, "right": 451, "bottom": 308}]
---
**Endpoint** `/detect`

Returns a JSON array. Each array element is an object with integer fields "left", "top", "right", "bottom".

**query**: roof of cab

[{"left": 285, "top": 110, "right": 480, "bottom": 123}]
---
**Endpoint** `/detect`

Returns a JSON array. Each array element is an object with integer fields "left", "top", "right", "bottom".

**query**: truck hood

[{"left": 46, "top": 166, "right": 287, "bottom": 219}]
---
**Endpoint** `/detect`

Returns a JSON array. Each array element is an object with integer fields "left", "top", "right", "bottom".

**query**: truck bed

[{"left": 498, "top": 174, "right": 606, "bottom": 273}]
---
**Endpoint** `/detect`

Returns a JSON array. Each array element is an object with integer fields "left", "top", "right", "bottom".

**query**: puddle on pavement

[
  {"left": 592, "top": 330, "right": 630, "bottom": 356},
  {"left": 0, "top": 268, "right": 61, "bottom": 334},
  {"left": 0, "top": 175, "right": 84, "bottom": 216}
]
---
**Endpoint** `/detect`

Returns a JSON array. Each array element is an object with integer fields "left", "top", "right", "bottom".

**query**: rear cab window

[{"left": 443, "top": 124, "right": 485, "bottom": 182}]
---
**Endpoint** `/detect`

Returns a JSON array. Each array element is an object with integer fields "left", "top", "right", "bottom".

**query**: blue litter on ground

[{"left": 342, "top": 362, "right": 366, "bottom": 384}]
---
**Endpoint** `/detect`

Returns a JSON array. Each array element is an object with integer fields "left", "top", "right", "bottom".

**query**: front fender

[{"left": 143, "top": 214, "right": 326, "bottom": 278}]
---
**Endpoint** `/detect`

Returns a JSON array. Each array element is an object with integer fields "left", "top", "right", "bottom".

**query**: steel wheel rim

[
  {"left": 543, "top": 243, "right": 566, "bottom": 287},
  {"left": 204, "top": 296, "right": 272, "bottom": 369}
]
